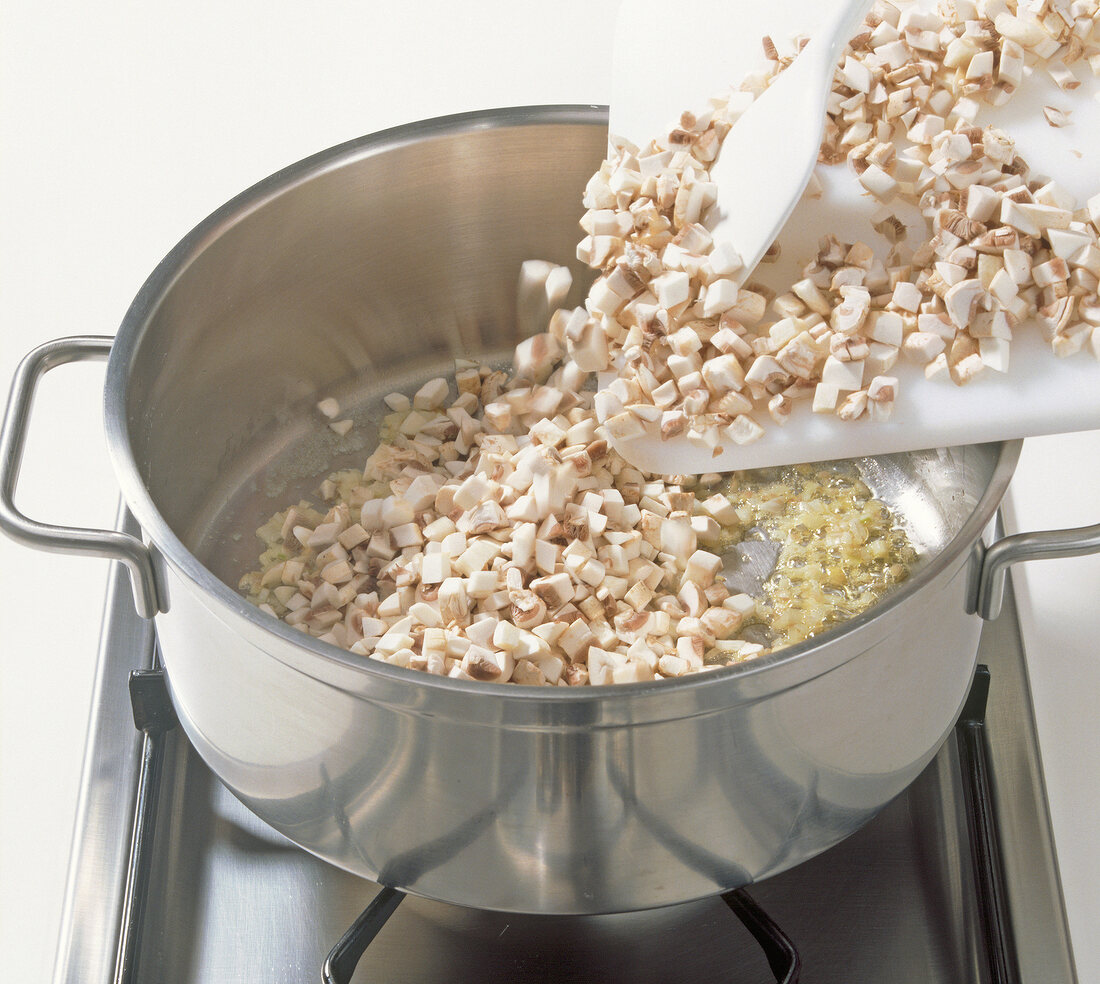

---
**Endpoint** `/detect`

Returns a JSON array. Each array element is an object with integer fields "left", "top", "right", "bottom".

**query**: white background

[{"left": 1, "top": 2, "right": 1097, "bottom": 981}]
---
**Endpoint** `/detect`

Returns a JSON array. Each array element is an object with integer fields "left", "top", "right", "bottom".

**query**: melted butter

[{"left": 705, "top": 463, "right": 918, "bottom": 650}]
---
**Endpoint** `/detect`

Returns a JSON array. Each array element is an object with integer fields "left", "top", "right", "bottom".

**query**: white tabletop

[{"left": 1, "top": 2, "right": 1097, "bottom": 981}]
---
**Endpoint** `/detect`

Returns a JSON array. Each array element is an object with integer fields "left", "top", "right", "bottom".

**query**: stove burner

[{"left": 322, "top": 886, "right": 800, "bottom": 984}]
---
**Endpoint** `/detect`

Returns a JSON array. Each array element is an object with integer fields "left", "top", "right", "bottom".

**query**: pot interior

[{"left": 113, "top": 108, "right": 1004, "bottom": 638}]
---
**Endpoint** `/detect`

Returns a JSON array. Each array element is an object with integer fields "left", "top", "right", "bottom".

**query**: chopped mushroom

[
  {"left": 563, "top": 0, "right": 1100, "bottom": 445},
  {"left": 1043, "top": 105, "right": 1071, "bottom": 127},
  {"left": 240, "top": 0, "right": 1100, "bottom": 685},
  {"left": 243, "top": 313, "right": 917, "bottom": 685}
]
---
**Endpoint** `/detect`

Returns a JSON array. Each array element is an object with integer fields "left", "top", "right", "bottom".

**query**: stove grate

[
  {"left": 113, "top": 667, "right": 176, "bottom": 984},
  {"left": 958, "top": 665, "right": 1022, "bottom": 984},
  {"left": 321, "top": 885, "right": 801, "bottom": 984}
]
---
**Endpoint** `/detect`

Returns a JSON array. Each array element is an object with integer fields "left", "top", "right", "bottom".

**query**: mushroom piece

[{"left": 943, "top": 279, "right": 986, "bottom": 329}]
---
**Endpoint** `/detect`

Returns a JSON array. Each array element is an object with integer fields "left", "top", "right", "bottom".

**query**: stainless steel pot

[{"left": 3, "top": 106, "right": 1099, "bottom": 915}]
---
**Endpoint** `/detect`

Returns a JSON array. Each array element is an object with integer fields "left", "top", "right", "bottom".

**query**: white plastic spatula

[
  {"left": 604, "top": 0, "right": 1100, "bottom": 476},
  {"left": 610, "top": 0, "right": 871, "bottom": 287}
]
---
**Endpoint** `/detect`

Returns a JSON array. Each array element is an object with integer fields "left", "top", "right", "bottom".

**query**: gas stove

[{"left": 52, "top": 509, "right": 1076, "bottom": 984}]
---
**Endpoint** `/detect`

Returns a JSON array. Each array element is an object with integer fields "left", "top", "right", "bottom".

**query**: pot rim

[{"left": 104, "top": 103, "right": 1022, "bottom": 705}]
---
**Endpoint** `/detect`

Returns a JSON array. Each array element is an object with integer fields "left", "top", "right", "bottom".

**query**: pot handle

[
  {"left": 970, "top": 515, "right": 1100, "bottom": 621},
  {"left": 0, "top": 336, "right": 163, "bottom": 618}
]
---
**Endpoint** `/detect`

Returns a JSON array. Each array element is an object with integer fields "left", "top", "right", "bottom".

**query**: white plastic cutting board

[{"left": 607, "top": 3, "right": 1100, "bottom": 474}]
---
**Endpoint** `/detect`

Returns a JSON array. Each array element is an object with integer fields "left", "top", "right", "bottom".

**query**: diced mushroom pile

[
  {"left": 573, "top": 0, "right": 1100, "bottom": 453},
  {"left": 240, "top": 0, "right": 1099, "bottom": 684},
  {"left": 243, "top": 353, "right": 766, "bottom": 686},
  {"left": 241, "top": 357, "right": 916, "bottom": 684}
]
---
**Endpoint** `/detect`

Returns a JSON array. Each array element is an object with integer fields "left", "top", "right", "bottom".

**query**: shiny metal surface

[
  {"left": 152, "top": 556, "right": 986, "bottom": 914},
  {"left": 85, "top": 107, "right": 1020, "bottom": 911},
  {"left": 7, "top": 105, "right": 1093, "bottom": 912},
  {"left": 53, "top": 506, "right": 156, "bottom": 984},
  {"left": 54, "top": 545, "right": 1076, "bottom": 982},
  {"left": 975, "top": 551, "right": 1077, "bottom": 981},
  {"left": 0, "top": 338, "right": 161, "bottom": 617},
  {"left": 973, "top": 519, "right": 1100, "bottom": 619}
]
